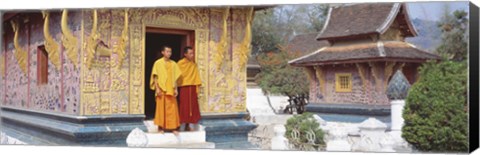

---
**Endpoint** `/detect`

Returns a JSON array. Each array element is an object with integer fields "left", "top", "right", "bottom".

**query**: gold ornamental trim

[
  {"left": 42, "top": 11, "right": 61, "bottom": 70},
  {"left": 314, "top": 66, "right": 325, "bottom": 93},
  {"left": 84, "top": 9, "right": 98, "bottom": 69},
  {"left": 11, "top": 20, "right": 28, "bottom": 75},
  {"left": 213, "top": 7, "right": 230, "bottom": 70},
  {"left": 61, "top": 9, "right": 79, "bottom": 69},
  {"left": 0, "top": 56, "right": 4, "bottom": 77},
  {"left": 113, "top": 9, "right": 129, "bottom": 69},
  {"left": 236, "top": 7, "right": 254, "bottom": 70}
]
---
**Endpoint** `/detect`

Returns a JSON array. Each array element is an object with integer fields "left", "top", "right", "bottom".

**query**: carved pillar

[
  {"left": 0, "top": 52, "right": 4, "bottom": 78},
  {"left": 368, "top": 62, "right": 382, "bottom": 91},
  {"left": 195, "top": 29, "right": 210, "bottom": 112},
  {"left": 383, "top": 61, "right": 396, "bottom": 89},
  {"left": 356, "top": 63, "right": 368, "bottom": 91},
  {"left": 128, "top": 9, "right": 144, "bottom": 115},
  {"left": 304, "top": 67, "right": 318, "bottom": 103},
  {"left": 314, "top": 66, "right": 325, "bottom": 93}
]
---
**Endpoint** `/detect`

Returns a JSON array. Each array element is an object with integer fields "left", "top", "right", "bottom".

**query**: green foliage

[
  {"left": 436, "top": 8, "right": 468, "bottom": 61},
  {"left": 402, "top": 61, "right": 468, "bottom": 152},
  {"left": 305, "top": 5, "right": 330, "bottom": 32},
  {"left": 255, "top": 51, "right": 309, "bottom": 96},
  {"left": 252, "top": 8, "right": 283, "bottom": 55},
  {"left": 252, "top": 5, "right": 329, "bottom": 97},
  {"left": 285, "top": 112, "right": 325, "bottom": 150},
  {"left": 251, "top": 4, "right": 329, "bottom": 55}
]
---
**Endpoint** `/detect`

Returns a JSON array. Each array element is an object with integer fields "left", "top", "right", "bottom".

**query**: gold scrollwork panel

[
  {"left": 195, "top": 29, "right": 210, "bottom": 113},
  {"left": 61, "top": 9, "right": 79, "bottom": 69},
  {"left": 10, "top": 20, "right": 28, "bottom": 75},
  {"left": 42, "top": 11, "right": 61, "bottom": 70}
]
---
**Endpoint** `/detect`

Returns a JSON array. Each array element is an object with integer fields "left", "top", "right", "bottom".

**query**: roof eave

[
  {"left": 376, "top": 3, "right": 402, "bottom": 34},
  {"left": 401, "top": 3, "right": 419, "bottom": 37},
  {"left": 253, "top": 5, "right": 275, "bottom": 11},
  {"left": 378, "top": 3, "right": 418, "bottom": 37},
  {"left": 315, "top": 6, "right": 333, "bottom": 40},
  {"left": 316, "top": 32, "right": 378, "bottom": 41},
  {"left": 290, "top": 57, "right": 438, "bottom": 67}
]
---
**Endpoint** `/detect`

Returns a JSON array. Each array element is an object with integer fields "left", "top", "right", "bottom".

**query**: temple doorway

[{"left": 144, "top": 27, "right": 195, "bottom": 119}]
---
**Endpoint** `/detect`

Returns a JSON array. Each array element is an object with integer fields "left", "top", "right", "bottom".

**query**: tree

[
  {"left": 255, "top": 50, "right": 310, "bottom": 97},
  {"left": 252, "top": 8, "right": 283, "bottom": 56},
  {"left": 402, "top": 7, "right": 469, "bottom": 152},
  {"left": 435, "top": 7, "right": 468, "bottom": 61},
  {"left": 402, "top": 61, "right": 468, "bottom": 152},
  {"left": 251, "top": 4, "right": 329, "bottom": 56},
  {"left": 255, "top": 49, "right": 310, "bottom": 114},
  {"left": 306, "top": 5, "right": 330, "bottom": 32},
  {"left": 252, "top": 5, "right": 329, "bottom": 114}
]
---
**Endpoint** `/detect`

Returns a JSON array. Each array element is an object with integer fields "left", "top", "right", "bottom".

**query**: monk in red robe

[
  {"left": 149, "top": 46, "right": 182, "bottom": 135},
  {"left": 177, "top": 47, "right": 202, "bottom": 131}
]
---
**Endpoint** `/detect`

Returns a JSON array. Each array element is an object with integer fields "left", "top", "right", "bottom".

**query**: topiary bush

[
  {"left": 285, "top": 112, "right": 325, "bottom": 150},
  {"left": 402, "top": 61, "right": 468, "bottom": 152}
]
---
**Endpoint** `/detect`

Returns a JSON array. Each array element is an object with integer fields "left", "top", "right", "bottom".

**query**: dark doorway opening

[{"left": 144, "top": 28, "right": 195, "bottom": 120}]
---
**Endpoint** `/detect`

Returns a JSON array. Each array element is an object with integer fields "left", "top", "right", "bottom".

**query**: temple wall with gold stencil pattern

[
  {"left": 82, "top": 7, "right": 253, "bottom": 115},
  {"left": 2, "top": 12, "right": 82, "bottom": 115},
  {"left": 2, "top": 7, "right": 253, "bottom": 116}
]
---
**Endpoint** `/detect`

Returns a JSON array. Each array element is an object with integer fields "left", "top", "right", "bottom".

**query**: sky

[{"left": 407, "top": 1, "right": 469, "bottom": 21}]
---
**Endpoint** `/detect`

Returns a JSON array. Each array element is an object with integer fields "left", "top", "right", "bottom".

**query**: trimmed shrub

[
  {"left": 285, "top": 112, "right": 325, "bottom": 150},
  {"left": 402, "top": 61, "right": 468, "bottom": 152}
]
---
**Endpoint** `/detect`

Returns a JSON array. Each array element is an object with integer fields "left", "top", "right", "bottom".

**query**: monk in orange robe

[
  {"left": 177, "top": 47, "right": 202, "bottom": 131},
  {"left": 149, "top": 46, "right": 182, "bottom": 135}
]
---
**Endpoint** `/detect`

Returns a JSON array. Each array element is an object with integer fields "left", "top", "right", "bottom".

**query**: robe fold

[
  {"left": 177, "top": 58, "right": 202, "bottom": 123},
  {"left": 149, "top": 57, "right": 182, "bottom": 130}
]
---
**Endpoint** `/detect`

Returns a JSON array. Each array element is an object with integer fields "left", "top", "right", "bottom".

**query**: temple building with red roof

[{"left": 288, "top": 3, "right": 440, "bottom": 112}]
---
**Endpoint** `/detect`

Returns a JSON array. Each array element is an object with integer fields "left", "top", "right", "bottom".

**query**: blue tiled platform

[
  {"left": 0, "top": 106, "right": 147, "bottom": 146},
  {"left": 199, "top": 112, "right": 258, "bottom": 149}
]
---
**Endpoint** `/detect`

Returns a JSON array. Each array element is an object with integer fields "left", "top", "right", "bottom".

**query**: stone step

[
  {"left": 138, "top": 120, "right": 211, "bottom": 148},
  {"left": 214, "top": 141, "right": 260, "bottom": 149},
  {"left": 251, "top": 115, "right": 293, "bottom": 125},
  {"left": 151, "top": 142, "right": 215, "bottom": 149},
  {"left": 143, "top": 120, "right": 204, "bottom": 133},
  {"left": 145, "top": 131, "right": 207, "bottom": 146}
]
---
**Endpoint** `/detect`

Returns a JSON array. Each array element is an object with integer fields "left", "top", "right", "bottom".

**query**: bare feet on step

[
  {"left": 158, "top": 126, "right": 164, "bottom": 134},
  {"left": 172, "top": 130, "right": 180, "bottom": 136}
]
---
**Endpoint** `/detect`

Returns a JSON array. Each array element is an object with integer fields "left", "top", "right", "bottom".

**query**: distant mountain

[{"left": 405, "top": 18, "right": 442, "bottom": 53}]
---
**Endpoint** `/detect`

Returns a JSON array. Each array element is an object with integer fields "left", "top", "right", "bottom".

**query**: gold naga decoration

[
  {"left": 11, "top": 19, "right": 28, "bottom": 74},
  {"left": 314, "top": 66, "right": 325, "bottom": 92},
  {"left": 356, "top": 63, "right": 368, "bottom": 91},
  {"left": 61, "top": 9, "right": 79, "bottom": 69},
  {"left": 85, "top": 9, "right": 98, "bottom": 69},
  {"left": 113, "top": 9, "right": 129, "bottom": 69},
  {"left": 369, "top": 62, "right": 381, "bottom": 91},
  {"left": 84, "top": 9, "right": 129, "bottom": 69},
  {"left": 237, "top": 7, "right": 254, "bottom": 70},
  {"left": 0, "top": 56, "right": 4, "bottom": 77},
  {"left": 213, "top": 7, "right": 230, "bottom": 70},
  {"left": 42, "top": 11, "right": 61, "bottom": 70}
]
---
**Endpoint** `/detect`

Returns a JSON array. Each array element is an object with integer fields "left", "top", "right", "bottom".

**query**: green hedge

[{"left": 402, "top": 61, "right": 468, "bottom": 152}]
